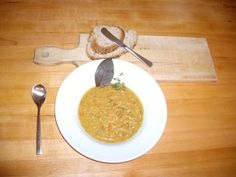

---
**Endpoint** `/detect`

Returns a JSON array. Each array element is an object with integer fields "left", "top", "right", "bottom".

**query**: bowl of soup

[{"left": 55, "top": 59, "right": 167, "bottom": 163}]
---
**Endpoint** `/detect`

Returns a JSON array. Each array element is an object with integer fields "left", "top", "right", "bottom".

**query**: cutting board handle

[{"left": 34, "top": 47, "right": 81, "bottom": 65}]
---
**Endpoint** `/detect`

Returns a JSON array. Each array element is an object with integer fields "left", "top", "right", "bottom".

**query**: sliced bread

[{"left": 86, "top": 25, "right": 138, "bottom": 60}]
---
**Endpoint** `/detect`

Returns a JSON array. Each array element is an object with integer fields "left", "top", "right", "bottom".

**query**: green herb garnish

[{"left": 111, "top": 73, "right": 125, "bottom": 90}]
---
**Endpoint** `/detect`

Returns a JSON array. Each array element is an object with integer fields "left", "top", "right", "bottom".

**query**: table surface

[{"left": 0, "top": 0, "right": 236, "bottom": 177}]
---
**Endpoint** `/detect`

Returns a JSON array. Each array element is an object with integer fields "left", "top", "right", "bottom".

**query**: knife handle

[{"left": 124, "top": 46, "right": 153, "bottom": 67}]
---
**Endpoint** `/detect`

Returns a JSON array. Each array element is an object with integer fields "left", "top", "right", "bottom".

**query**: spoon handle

[{"left": 36, "top": 107, "right": 42, "bottom": 155}]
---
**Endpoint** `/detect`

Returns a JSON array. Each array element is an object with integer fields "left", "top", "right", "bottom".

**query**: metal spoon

[{"left": 32, "top": 84, "right": 47, "bottom": 155}]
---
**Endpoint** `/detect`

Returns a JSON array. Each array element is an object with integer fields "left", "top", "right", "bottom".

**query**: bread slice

[
  {"left": 86, "top": 25, "right": 138, "bottom": 60},
  {"left": 90, "top": 25, "right": 125, "bottom": 54}
]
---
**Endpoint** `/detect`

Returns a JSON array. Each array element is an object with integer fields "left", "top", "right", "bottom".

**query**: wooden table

[{"left": 0, "top": 0, "right": 236, "bottom": 176}]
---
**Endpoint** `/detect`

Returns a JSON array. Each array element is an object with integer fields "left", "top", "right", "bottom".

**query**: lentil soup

[{"left": 78, "top": 86, "right": 143, "bottom": 143}]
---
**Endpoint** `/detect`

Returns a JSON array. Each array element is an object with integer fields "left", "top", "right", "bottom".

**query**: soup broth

[{"left": 79, "top": 86, "right": 143, "bottom": 143}]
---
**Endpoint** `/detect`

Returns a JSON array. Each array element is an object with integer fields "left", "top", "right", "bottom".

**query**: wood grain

[{"left": 0, "top": 0, "right": 236, "bottom": 177}]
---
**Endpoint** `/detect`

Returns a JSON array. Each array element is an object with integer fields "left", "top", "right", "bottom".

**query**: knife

[{"left": 101, "top": 28, "right": 153, "bottom": 67}]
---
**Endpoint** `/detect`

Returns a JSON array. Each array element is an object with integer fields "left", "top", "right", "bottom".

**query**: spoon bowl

[
  {"left": 32, "top": 84, "right": 47, "bottom": 155},
  {"left": 32, "top": 84, "right": 46, "bottom": 106}
]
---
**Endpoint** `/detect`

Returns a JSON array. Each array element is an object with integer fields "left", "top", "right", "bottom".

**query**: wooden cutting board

[{"left": 34, "top": 34, "right": 217, "bottom": 81}]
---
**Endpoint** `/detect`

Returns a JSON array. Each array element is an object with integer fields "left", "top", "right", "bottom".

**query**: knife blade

[{"left": 101, "top": 28, "right": 153, "bottom": 67}]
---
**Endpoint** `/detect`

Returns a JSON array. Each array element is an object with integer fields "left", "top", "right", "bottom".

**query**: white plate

[{"left": 55, "top": 59, "right": 167, "bottom": 163}]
